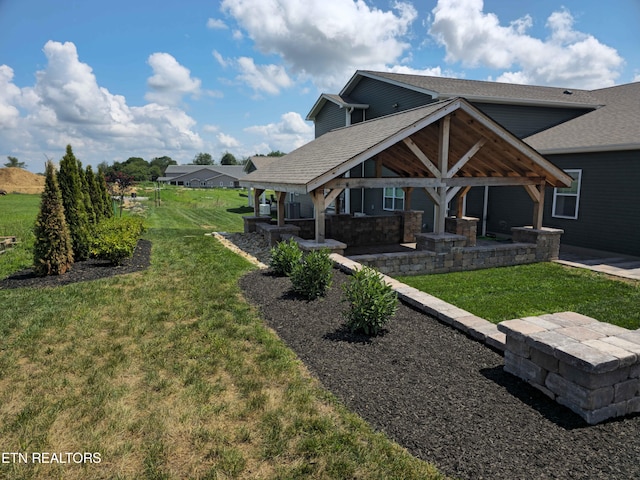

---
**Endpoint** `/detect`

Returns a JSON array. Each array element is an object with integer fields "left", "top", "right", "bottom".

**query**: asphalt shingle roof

[{"left": 525, "top": 81, "right": 640, "bottom": 153}]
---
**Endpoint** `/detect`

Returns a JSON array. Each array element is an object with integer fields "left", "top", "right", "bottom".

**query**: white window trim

[
  {"left": 552, "top": 169, "right": 582, "bottom": 220},
  {"left": 383, "top": 187, "right": 405, "bottom": 211}
]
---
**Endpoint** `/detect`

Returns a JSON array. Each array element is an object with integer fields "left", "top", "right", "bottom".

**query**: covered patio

[{"left": 240, "top": 98, "right": 572, "bottom": 274}]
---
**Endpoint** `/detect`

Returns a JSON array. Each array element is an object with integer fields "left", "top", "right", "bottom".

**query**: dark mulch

[
  {"left": 0, "top": 239, "right": 152, "bottom": 290},
  {"left": 240, "top": 268, "right": 640, "bottom": 480}
]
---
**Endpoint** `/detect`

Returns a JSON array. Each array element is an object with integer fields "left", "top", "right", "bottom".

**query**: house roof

[
  {"left": 346, "top": 70, "right": 603, "bottom": 108},
  {"left": 525, "top": 81, "right": 640, "bottom": 154},
  {"left": 162, "top": 165, "right": 246, "bottom": 179},
  {"left": 306, "top": 93, "right": 369, "bottom": 121},
  {"left": 241, "top": 97, "right": 571, "bottom": 194},
  {"left": 243, "top": 155, "right": 281, "bottom": 173}
]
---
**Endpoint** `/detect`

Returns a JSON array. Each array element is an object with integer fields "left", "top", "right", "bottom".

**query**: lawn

[
  {"left": 397, "top": 262, "right": 640, "bottom": 329},
  {"left": 0, "top": 187, "right": 444, "bottom": 480}
]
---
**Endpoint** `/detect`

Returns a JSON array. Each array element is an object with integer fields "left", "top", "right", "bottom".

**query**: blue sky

[{"left": 1, "top": 0, "right": 639, "bottom": 173}]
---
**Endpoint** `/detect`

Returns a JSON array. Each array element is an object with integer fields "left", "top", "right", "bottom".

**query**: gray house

[
  {"left": 158, "top": 165, "right": 246, "bottom": 188},
  {"left": 302, "top": 71, "right": 639, "bottom": 256}
]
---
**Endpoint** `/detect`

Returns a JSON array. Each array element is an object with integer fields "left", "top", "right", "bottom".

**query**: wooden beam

[
  {"left": 324, "top": 177, "right": 441, "bottom": 189},
  {"left": 375, "top": 157, "right": 382, "bottom": 178},
  {"left": 455, "top": 185, "right": 472, "bottom": 218},
  {"left": 423, "top": 187, "right": 439, "bottom": 204},
  {"left": 435, "top": 116, "right": 450, "bottom": 234},
  {"left": 324, "top": 188, "right": 344, "bottom": 208},
  {"left": 447, "top": 139, "right": 486, "bottom": 177},
  {"left": 275, "top": 191, "right": 286, "bottom": 226},
  {"left": 312, "top": 189, "right": 326, "bottom": 243},
  {"left": 529, "top": 182, "right": 546, "bottom": 230},
  {"left": 253, "top": 188, "right": 264, "bottom": 216},
  {"left": 402, "top": 137, "right": 441, "bottom": 178},
  {"left": 402, "top": 187, "right": 414, "bottom": 210}
]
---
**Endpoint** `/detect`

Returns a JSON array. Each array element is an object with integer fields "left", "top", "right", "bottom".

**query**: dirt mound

[{"left": 0, "top": 168, "right": 45, "bottom": 194}]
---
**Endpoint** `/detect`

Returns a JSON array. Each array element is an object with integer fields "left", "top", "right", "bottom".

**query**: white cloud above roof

[
  {"left": 245, "top": 111, "right": 313, "bottom": 152},
  {"left": 220, "top": 0, "right": 418, "bottom": 90},
  {"left": 428, "top": 0, "right": 623, "bottom": 88}
]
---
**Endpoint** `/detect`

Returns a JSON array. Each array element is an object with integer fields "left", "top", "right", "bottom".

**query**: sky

[{"left": 1, "top": 0, "right": 639, "bottom": 173}]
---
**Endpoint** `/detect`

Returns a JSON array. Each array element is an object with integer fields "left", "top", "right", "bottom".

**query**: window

[
  {"left": 552, "top": 169, "right": 581, "bottom": 219},
  {"left": 383, "top": 187, "right": 404, "bottom": 211}
]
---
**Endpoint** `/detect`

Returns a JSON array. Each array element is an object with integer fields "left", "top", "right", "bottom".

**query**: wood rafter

[{"left": 402, "top": 137, "right": 441, "bottom": 178}]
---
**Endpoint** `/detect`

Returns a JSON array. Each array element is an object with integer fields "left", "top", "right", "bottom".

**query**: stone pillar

[
  {"left": 243, "top": 215, "right": 272, "bottom": 233},
  {"left": 415, "top": 232, "right": 466, "bottom": 254},
  {"left": 511, "top": 226, "right": 564, "bottom": 261},
  {"left": 396, "top": 210, "right": 424, "bottom": 243},
  {"left": 445, "top": 216, "right": 479, "bottom": 247}
]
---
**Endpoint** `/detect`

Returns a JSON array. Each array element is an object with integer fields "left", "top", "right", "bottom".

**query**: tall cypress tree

[
  {"left": 86, "top": 165, "right": 105, "bottom": 223},
  {"left": 77, "top": 159, "right": 96, "bottom": 225},
  {"left": 97, "top": 170, "right": 113, "bottom": 218},
  {"left": 33, "top": 161, "right": 74, "bottom": 276},
  {"left": 57, "top": 145, "right": 91, "bottom": 260}
]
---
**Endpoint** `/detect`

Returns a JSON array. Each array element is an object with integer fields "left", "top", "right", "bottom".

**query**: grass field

[{"left": 0, "top": 188, "right": 445, "bottom": 480}]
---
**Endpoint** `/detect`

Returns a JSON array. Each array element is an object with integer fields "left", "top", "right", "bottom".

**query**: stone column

[
  {"left": 445, "top": 216, "right": 479, "bottom": 247},
  {"left": 511, "top": 226, "right": 564, "bottom": 261},
  {"left": 396, "top": 210, "right": 424, "bottom": 243}
]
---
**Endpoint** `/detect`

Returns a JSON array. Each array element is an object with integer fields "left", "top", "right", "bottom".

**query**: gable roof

[
  {"left": 241, "top": 97, "right": 571, "bottom": 194},
  {"left": 306, "top": 93, "right": 369, "bottom": 121},
  {"left": 525, "top": 81, "right": 640, "bottom": 154},
  {"left": 345, "top": 70, "right": 603, "bottom": 108}
]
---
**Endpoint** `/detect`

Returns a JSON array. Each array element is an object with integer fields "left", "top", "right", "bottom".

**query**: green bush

[
  {"left": 269, "top": 237, "right": 303, "bottom": 276},
  {"left": 290, "top": 249, "right": 333, "bottom": 300},
  {"left": 90, "top": 216, "right": 146, "bottom": 264},
  {"left": 342, "top": 266, "right": 398, "bottom": 335}
]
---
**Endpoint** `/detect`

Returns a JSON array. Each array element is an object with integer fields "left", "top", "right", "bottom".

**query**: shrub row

[{"left": 269, "top": 239, "right": 398, "bottom": 335}]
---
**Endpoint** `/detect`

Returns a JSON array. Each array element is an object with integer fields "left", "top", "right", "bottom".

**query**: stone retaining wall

[
  {"left": 350, "top": 242, "right": 540, "bottom": 276},
  {"left": 498, "top": 312, "right": 640, "bottom": 424}
]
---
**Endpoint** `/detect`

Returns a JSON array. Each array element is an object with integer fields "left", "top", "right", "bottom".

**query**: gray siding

[
  {"left": 473, "top": 103, "right": 592, "bottom": 139},
  {"left": 349, "top": 77, "right": 434, "bottom": 120},
  {"left": 477, "top": 150, "right": 639, "bottom": 256},
  {"left": 315, "top": 102, "right": 346, "bottom": 137}
]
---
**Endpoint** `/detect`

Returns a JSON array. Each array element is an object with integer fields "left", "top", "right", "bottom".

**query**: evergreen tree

[
  {"left": 57, "top": 145, "right": 91, "bottom": 260},
  {"left": 86, "top": 165, "right": 105, "bottom": 223},
  {"left": 33, "top": 161, "right": 74, "bottom": 276},
  {"left": 77, "top": 160, "right": 96, "bottom": 225},
  {"left": 98, "top": 170, "right": 114, "bottom": 218}
]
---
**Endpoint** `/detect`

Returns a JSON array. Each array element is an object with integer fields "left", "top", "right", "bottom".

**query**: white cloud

[
  {"left": 207, "top": 18, "right": 227, "bottom": 29},
  {"left": 145, "top": 52, "right": 203, "bottom": 106},
  {"left": 0, "top": 65, "right": 22, "bottom": 128},
  {"left": 634, "top": 73, "right": 640, "bottom": 83},
  {"left": 220, "top": 0, "right": 418, "bottom": 91},
  {"left": 236, "top": 57, "right": 293, "bottom": 96},
  {"left": 245, "top": 111, "right": 313, "bottom": 152},
  {"left": 212, "top": 50, "right": 228, "bottom": 68},
  {"left": 217, "top": 132, "right": 241, "bottom": 148},
  {"left": 428, "top": 0, "right": 623, "bottom": 88},
  {"left": 0, "top": 41, "right": 206, "bottom": 169}
]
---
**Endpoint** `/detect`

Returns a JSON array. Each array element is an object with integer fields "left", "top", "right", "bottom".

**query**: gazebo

[{"left": 240, "top": 98, "right": 572, "bottom": 274}]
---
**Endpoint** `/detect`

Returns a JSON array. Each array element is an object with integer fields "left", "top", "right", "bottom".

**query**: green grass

[
  {"left": 0, "top": 193, "right": 40, "bottom": 277},
  {"left": 0, "top": 187, "right": 445, "bottom": 480},
  {"left": 397, "top": 262, "right": 640, "bottom": 328}
]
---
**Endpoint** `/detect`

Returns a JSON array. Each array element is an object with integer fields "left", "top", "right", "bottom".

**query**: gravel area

[
  {"left": 0, "top": 239, "right": 152, "bottom": 289},
  {"left": 240, "top": 267, "right": 640, "bottom": 480}
]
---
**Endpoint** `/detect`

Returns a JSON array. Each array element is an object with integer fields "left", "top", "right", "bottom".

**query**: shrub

[
  {"left": 290, "top": 249, "right": 333, "bottom": 300},
  {"left": 342, "top": 266, "right": 398, "bottom": 335},
  {"left": 269, "top": 237, "right": 303, "bottom": 276},
  {"left": 33, "top": 161, "right": 74, "bottom": 276},
  {"left": 90, "top": 216, "right": 145, "bottom": 264}
]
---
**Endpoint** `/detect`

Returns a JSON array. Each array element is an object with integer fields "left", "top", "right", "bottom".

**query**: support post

[
  {"left": 275, "top": 191, "right": 286, "bottom": 226},
  {"left": 435, "top": 116, "right": 450, "bottom": 234},
  {"left": 312, "top": 189, "right": 326, "bottom": 243},
  {"left": 253, "top": 188, "right": 264, "bottom": 217}
]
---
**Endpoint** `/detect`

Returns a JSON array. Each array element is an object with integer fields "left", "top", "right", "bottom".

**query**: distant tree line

[{"left": 99, "top": 150, "right": 287, "bottom": 181}]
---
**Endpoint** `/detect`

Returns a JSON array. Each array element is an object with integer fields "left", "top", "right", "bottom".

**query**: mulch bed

[
  {"left": 240, "top": 268, "right": 640, "bottom": 480},
  {"left": 0, "top": 240, "right": 152, "bottom": 289}
]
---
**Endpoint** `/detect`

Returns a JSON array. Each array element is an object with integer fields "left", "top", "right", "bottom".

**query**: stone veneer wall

[
  {"left": 283, "top": 211, "right": 423, "bottom": 246},
  {"left": 498, "top": 312, "right": 640, "bottom": 425},
  {"left": 350, "top": 241, "right": 540, "bottom": 276}
]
